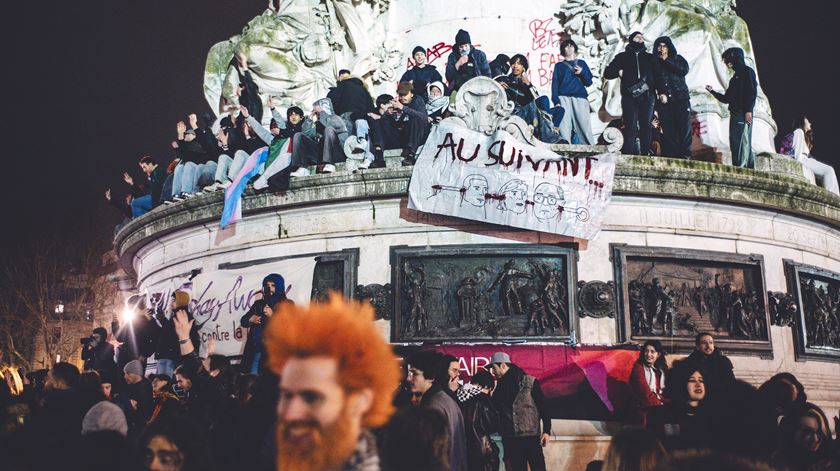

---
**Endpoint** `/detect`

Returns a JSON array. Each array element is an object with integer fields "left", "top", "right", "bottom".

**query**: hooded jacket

[
  {"left": 446, "top": 30, "right": 491, "bottom": 92},
  {"left": 604, "top": 34, "right": 655, "bottom": 98},
  {"left": 400, "top": 64, "right": 444, "bottom": 93},
  {"left": 326, "top": 77, "right": 375, "bottom": 121},
  {"left": 652, "top": 36, "right": 690, "bottom": 102},
  {"left": 312, "top": 97, "right": 350, "bottom": 145},
  {"left": 175, "top": 138, "right": 210, "bottom": 165},
  {"left": 710, "top": 47, "right": 758, "bottom": 114},
  {"left": 240, "top": 274, "right": 288, "bottom": 366}
]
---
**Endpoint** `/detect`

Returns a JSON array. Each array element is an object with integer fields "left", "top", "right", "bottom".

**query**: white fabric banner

[
  {"left": 408, "top": 122, "right": 617, "bottom": 240},
  {"left": 144, "top": 258, "right": 316, "bottom": 357}
]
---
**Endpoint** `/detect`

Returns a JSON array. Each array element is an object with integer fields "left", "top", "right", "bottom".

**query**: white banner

[
  {"left": 408, "top": 122, "right": 617, "bottom": 239},
  {"left": 144, "top": 258, "right": 316, "bottom": 357}
]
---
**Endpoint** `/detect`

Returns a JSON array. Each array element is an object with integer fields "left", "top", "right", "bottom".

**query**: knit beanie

[
  {"left": 173, "top": 290, "right": 190, "bottom": 308},
  {"left": 412, "top": 45, "right": 426, "bottom": 57},
  {"left": 82, "top": 401, "right": 128, "bottom": 436},
  {"left": 455, "top": 29, "right": 471, "bottom": 47},
  {"left": 123, "top": 359, "right": 143, "bottom": 378},
  {"left": 628, "top": 31, "right": 643, "bottom": 42}
]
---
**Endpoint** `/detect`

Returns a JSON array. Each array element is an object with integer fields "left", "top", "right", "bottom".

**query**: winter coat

[
  {"left": 424, "top": 388, "right": 469, "bottom": 471},
  {"left": 710, "top": 47, "right": 758, "bottom": 114},
  {"left": 491, "top": 364, "right": 551, "bottom": 438},
  {"left": 647, "top": 402, "right": 712, "bottom": 452},
  {"left": 685, "top": 349, "right": 735, "bottom": 399},
  {"left": 123, "top": 377, "right": 154, "bottom": 430},
  {"left": 175, "top": 138, "right": 210, "bottom": 165},
  {"left": 148, "top": 165, "right": 168, "bottom": 206},
  {"left": 628, "top": 362, "right": 665, "bottom": 425},
  {"left": 399, "top": 95, "right": 429, "bottom": 123},
  {"left": 82, "top": 341, "right": 117, "bottom": 375},
  {"left": 154, "top": 308, "right": 200, "bottom": 362},
  {"left": 604, "top": 41, "right": 656, "bottom": 97},
  {"left": 400, "top": 65, "right": 444, "bottom": 91},
  {"left": 446, "top": 47, "right": 492, "bottom": 92},
  {"left": 237, "top": 68, "right": 264, "bottom": 123},
  {"left": 112, "top": 314, "right": 159, "bottom": 368},
  {"left": 461, "top": 392, "right": 500, "bottom": 471},
  {"left": 652, "top": 36, "right": 690, "bottom": 102},
  {"left": 180, "top": 351, "right": 238, "bottom": 433},
  {"left": 327, "top": 77, "right": 375, "bottom": 121},
  {"left": 240, "top": 274, "right": 289, "bottom": 370}
]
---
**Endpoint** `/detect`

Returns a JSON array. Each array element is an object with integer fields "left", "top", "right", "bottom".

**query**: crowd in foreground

[
  {"left": 105, "top": 29, "right": 838, "bottom": 230},
  {"left": 0, "top": 292, "right": 837, "bottom": 471}
]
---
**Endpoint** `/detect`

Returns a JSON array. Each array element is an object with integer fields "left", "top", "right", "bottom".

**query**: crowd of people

[
  {"left": 105, "top": 28, "right": 839, "bottom": 232},
  {"left": 1, "top": 289, "right": 837, "bottom": 471}
]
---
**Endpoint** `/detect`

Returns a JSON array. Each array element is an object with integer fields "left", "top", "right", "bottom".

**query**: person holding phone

[{"left": 445, "top": 29, "right": 491, "bottom": 93}]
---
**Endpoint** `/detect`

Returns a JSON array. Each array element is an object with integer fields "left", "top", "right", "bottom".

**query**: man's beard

[{"left": 277, "top": 406, "right": 359, "bottom": 471}]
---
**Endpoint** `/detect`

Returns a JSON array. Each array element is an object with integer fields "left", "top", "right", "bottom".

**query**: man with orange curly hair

[{"left": 263, "top": 294, "right": 401, "bottom": 471}]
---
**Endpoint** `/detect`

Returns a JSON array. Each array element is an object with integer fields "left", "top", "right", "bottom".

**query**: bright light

[
  {"left": 122, "top": 308, "right": 136, "bottom": 323},
  {"left": 54, "top": 302, "right": 64, "bottom": 314}
]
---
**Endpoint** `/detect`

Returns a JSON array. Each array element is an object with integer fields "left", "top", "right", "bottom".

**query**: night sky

[{"left": 4, "top": 1, "right": 836, "bottom": 255}]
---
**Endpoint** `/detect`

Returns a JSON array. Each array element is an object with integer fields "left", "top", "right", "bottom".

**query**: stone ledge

[{"left": 115, "top": 153, "right": 840, "bottom": 278}]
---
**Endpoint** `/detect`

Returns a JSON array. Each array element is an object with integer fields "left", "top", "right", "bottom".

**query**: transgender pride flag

[{"left": 220, "top": 147, "right": 268, "bottom": 228}]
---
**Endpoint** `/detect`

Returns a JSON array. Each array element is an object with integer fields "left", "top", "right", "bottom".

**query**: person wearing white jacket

[{"left": 780, "top": 116, "right": 838, "bottom": 195}]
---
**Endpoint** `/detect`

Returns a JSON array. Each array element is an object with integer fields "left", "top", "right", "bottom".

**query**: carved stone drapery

[
  {"left": 355, "top": 283, "right": 393, "bottom": 320},
  {"left": 577, "top": 280, "right": 616, "bottom": 318},
  {"left": 767, "top": 291, "right": 796, "bottom": 327}
]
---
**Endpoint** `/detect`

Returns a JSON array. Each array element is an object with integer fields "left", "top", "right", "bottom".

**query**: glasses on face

[{"left": 534, "top": 194, "right": 559, "bottom": 206}]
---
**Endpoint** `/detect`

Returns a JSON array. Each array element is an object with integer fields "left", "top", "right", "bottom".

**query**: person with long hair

[
  {"left": 601, "top": 427, "right": 666, "bottom": 471},
  {"left": 779, "top": 115, "right": 838, "bottom": 195},
  {"left": 772, "top": 402, "right": 837, "bottom": 471},
  {"left": 646, "top": 360, "right": 712, "bottom": 452},
  {"left": 628, "top": 340, "right": 667, "bottom": 425},
  {"left": 498, "top": 54, "right": 561, "bottom": 144}
]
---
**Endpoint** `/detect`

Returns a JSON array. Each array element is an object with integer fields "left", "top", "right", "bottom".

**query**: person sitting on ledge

[
  {"left": 327, "top": 69, "right": 377, "bottom": 169},
  {"left": 281, "top": 97, "right": 349, "bottom": 177},
  {"left": 370, "top": 82, "right": 429, "bottom": 167},
  {"left": 498, "top": 54, "right": 561, "bottom": 144},
  {"left": 426, "top": 81, "right": 450, "bottom": 124},
  {"left": 171, "top": 122, "right": 209, "bottom": 200},
  {"left": 779, "top": 115, "right": 838, "bottom": 195},
  {"left": 360, "top": 93, "right": 396, "bottom": 170}
]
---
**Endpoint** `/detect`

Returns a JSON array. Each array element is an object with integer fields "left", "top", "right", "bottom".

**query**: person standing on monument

[
  {"left": 604, "top": 32, "right": 656, "bottom": 156},
  {"left": 652, "top": 36, "right": 692, "bottom": 159},
  {"left": 706, "top": 47, "right": 757, "bottom": 169},
  {"left": 487, "top": 351, "right": 552, "bottom": 471},
  {"left": 401, "top": 45, "right": 444, "bottom": 99},
  {"left": 445, "top": 29, "right": 491, "bottom": 93},
  {"left": 551, "top": 38, "right": 594, "bottom": 144}
]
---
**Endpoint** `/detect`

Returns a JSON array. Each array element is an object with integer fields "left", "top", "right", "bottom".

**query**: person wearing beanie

[
  {"left": 120, "top": 359, "right": 153, "bottom": 433},
  {"left": 81, "top": 326, "right": 117, "bottom": 378},
  {"left": 400, "top": 45, "right": 444, "bottom": 99},
  {"left": 369, "top": 81, "right": 430, "bottom": 166},
  {"left": 445, "top": 29, "right": 491, "bottom": 92},
  {"left": 82, "top": 400, "right": 128, "bottom": 436},
  {"left": 240, "top": 273, "right": 291, "bottom": 374},
  {"left": 153, "top": 290, "right": 199, "bottom": 377},
  {"left": 604, "top": 31, "right": 657, "bottom": 155}
]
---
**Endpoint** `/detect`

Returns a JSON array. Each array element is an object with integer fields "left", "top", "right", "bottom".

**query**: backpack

[{"left": 779, "top": 132, "right": 795, "bottom": 157}]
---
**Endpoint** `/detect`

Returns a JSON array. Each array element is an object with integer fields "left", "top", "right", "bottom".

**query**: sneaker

[
  {"left": 370, "top": 159, "right": 386, "bottom": 169},
  {"left": 401, "top": 154, "right": 416, "bottom": 166},
  {"left": 290, "top": 167, "right": 311, "bottom": 177},
  {"left": 203, "top": 183, "right": 217, "bottom": 192},
  {"left": 352, "top": 137, "right": 367, "bottom": 154},
  {"left": 220, "top": 180, "right": 232, "bottom": 189},
  {"left": 357, "top": 159, "right": 372, "bottom": 169},
  {"left": 321, "top": 163, "right": 336, "bottom": 173},
  {"left": 172, "top": 193, "right": 185, "bottom": 201},
  {"left": 163, "top": 200, "right": 175, "bottom": 205}
]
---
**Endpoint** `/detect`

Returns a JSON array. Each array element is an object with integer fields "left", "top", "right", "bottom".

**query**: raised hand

[
  {"left": 268, "top": 96, "right": 275, "bottom": 109},
  {"left": 105, "top": 188, "right": 111, "bottom": 201},
  {"left": 176, "top": 121, "right": 187, "bottom": 135},
  {"left": 173, "top": 309, "right": 193, "bottom": 340},
  {"left": 123, "top": 172, "right": 134, "bottom": 186},
  {"left": 188, "top": 113, "right": 198, "bottom": 129},
  {"left": 240, "top": 105, "right": 250, "bottom": 118},
  {"left": 206, "top": 336, "right": 216, "bottom": 355}
]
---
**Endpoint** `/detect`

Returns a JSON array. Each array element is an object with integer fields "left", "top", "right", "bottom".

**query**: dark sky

[{"left": 3, "top": 1, "right": 836, "bottom": 254}]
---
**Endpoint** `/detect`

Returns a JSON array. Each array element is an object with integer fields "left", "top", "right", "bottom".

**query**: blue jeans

[
  {"left": 249, "top": 351, "right": 262, "bottom": 375},
  {"left": 131, "top": 194, "right": 152, "bottom": 218},
  {"left": 156, "top": 358, "right": 176, "bottom": 376},
  {"left": 172, "top": 162, "right": 198, "bottom": 195}
]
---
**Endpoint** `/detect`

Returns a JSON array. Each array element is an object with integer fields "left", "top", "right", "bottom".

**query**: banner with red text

[
  {"left": 144, "top": 258, "right": 315, "bottom": 358},
  {"left": 408, "top": 122, "right": 616, "bottom": 239},
  {"left": 410, "top": 344, "right": 638, "bottom": 420}
]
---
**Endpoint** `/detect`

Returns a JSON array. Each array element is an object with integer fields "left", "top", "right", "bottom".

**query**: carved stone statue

[
  {"left": 456, "top": 277, "right": 479, "bottom": 325},
  {"left": 488, "top": 259, "right": 533, "bottom": 317},
  {"left": 403, "top": 265, "right": 428, "bottom": 336}
]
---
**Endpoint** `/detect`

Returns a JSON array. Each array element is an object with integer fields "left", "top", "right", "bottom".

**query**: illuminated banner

[
  {"left": 407, "top": 122, "right": 616, "bottom": 239},
  {"left": 145, "top": 258, "right": 316, "bottom": 357},
  {"left": 425, "top": 344, "right": 638, "bottom": 420}
]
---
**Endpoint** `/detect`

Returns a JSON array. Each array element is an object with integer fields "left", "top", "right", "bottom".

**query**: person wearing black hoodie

[
  {"left": 82, "top": 327, "right": 117, "bottom": 377},
  {"left": 239, "top": 273, "right": 289, "bottom": 375},
  {"left": 604, "top": 31, "right": 656, "bottom": 155},
  {"left": 446, "top": 29, "right": 491, "bottom": 92},
  {"left": 652, "top": 36, "right": 692, "bottom": 159},
  {"left": 706, "top": 47, "right": 758, "bottom": 168},
  {"left": 327, "top": 71, "right": 377, "bottom": 165}
]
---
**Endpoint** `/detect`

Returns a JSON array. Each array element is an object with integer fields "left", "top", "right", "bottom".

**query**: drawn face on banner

[
  {"left": 463, "top": 175, "right": 488, "bottom": 207},
  {"left": 498, "top": 179, "right": 528, "bottom": 214},
  {"left": 533, "top": 182, "right": 564, "bottom": 221}
]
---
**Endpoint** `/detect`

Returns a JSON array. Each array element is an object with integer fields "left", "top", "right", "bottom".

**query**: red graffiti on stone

[
  {"left": 529, "top": 18, "right": 561, "bottom": 51},
  {"left": 692, "top": 120, "right": 708, "bottom": 138}
]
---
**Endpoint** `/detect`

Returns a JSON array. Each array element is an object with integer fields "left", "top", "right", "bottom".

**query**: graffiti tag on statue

[{"left": 408, "top": 122, "right": 616, "bottom": 239}]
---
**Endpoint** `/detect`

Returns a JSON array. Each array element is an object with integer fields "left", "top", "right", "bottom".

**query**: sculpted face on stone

[
  {"left": 463, "top": 175, "right": 488, "bottom": 207},
  {"left": 533, "top": 182, "right": 564, "bottom": 221}
]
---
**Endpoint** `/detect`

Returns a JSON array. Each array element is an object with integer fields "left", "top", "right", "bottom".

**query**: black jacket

[
  {"left": 180, "top": 351, "right": 238, "bottom": 431},
  {"left": 238, "top": 68, "right": 264, "bottom": 123},
  {"left": 400, "top": 65, "right": 444, "bottom": 94},
  {"left": 491, "top": 364, "right": 551, "bottom": 437},
  {"left": 446, "top": 47, "right": 492, "bottom": 92},
  {"left": 461, "top": 393, "right": 500, "bottom": 471},
  {"left": 710, "top": 47, "right": 757, "bottom": 114},
  {"left": 647, "top": 402, "right": 712, "bottom": 452},
  {"left": 327, "top": 77, "right": 375, "bottom": 121},
  {"left": 155, "top": 309, "right": 200, "bottom": 361},
  {"left": 124, "top": 377, "right": 154, "bottom": 430},
  {"left": 82, "top": 341, "right": 117, "bottom": 375},
  {"left": 400, "top": 95, "right": 429, "bottom": 123},
  {"left": 148, "top": 164, "right": 168, "bottom": 207},
  {"left": 604, "top": 41, "right": 655, "bottom": 97},
  {"left": 175, "top": 139, "right": 210, "bottom": 165},
  {"left": 112, "top": 314, "right": 160, "bottom": 368},
  {"left": 652, "top": 36, "right": 690, "bottom": 102},
  {"left": 685, "top": 349, "right": 735, "bottom": 398}
]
